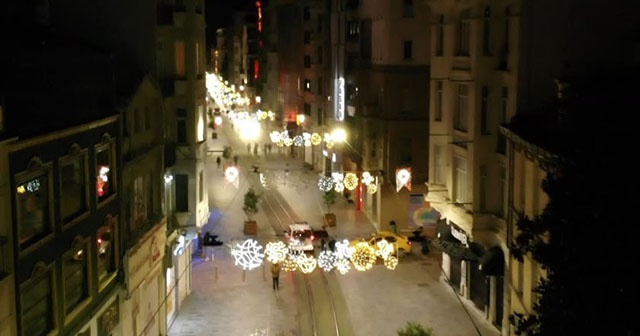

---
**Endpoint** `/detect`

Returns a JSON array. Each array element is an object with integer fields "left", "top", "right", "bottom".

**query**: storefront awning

[
  {"left": 479, "top": 246, "right": 505, "bottom": 276},
  {"left": 432, "top": 238, "right": 482, "bottom": 261}
]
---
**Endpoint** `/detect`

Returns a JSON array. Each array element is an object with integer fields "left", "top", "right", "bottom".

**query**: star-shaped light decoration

[
  {"left": 335, "top": 258, "right": 351, "bottom": 275},
  {"left": 293, "top": 135, "right": 304, "bottom": 147},
  {"left": 264, "top": 241, "right": 289, "bottom": 264},
  {"left": 384, "top": 256, "right": 398, "bottom": 270},
  {"left": 296, "top": 253, "right": 317, "bottom": 274},
  {"left": 351, "top": 242, "right": 377, "bottom": 271},
  {"left": 230, "top": 239, "right": 265, "bottom": 270},
  {"left": 375, "top": 239, "right": 394, "bottom": 260},
  {"left": 281, "top": 253, "right": 299, "bottom": 272},
  {"left": 317, "top": 250, "right": 337, "bottom": 272}
]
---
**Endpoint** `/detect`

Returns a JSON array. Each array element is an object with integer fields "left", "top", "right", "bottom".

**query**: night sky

[{"left": 205, "top": 0, "right": 255, "bottom": 47}]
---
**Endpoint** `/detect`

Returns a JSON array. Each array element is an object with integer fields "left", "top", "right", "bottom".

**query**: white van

[{"left": 286, "top": 222, "right": 315, "bottom": 252}]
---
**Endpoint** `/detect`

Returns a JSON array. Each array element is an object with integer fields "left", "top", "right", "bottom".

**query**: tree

[
  {"left": 222, "top": 146, "right": 233, "bottom": 160},
  {"left": 508, "top": 71, "right": 637, "bottom": 336},
  {"left": 322, "top": 189, "right": 338, "bottom": 214},
  {"left": 243, "top": 187, "right": 261, "bottom": 221},
  {"left": 397, "top": 322, "right": 433, "bottom": 336}
]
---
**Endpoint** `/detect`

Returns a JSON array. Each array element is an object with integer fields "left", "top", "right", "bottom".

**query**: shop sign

[{"left": 450, "top": 225, "right": 468, "bottom": 245}]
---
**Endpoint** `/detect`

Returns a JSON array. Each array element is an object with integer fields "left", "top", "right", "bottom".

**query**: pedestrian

[
  {"left": 216, "top": 156, "right": 221, "bottom": 169},
  {"left": 247, "top": 143, "right": 251, "bottom": 153},
  {"left": 271, "top": 262, "right": 282, "bottom": 290},
  {"left": 328, "top": 238, "right": 336, "bottom": 252},
  {"left": 233, "top": 155, "right": 239, "bottom": 166},
  {"left": 203, "top": 232, "right": 213, "bottom": 261},
  {"left": 390, "top": 220, "right": 397, "bottom": 234},
  {"left": 320, "top": 238, "right": 326, "bottom": 250}
]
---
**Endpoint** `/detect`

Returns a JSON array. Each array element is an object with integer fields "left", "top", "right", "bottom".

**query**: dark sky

[{"left": 205, "top": 0, "right": 255, "bottom": 46}]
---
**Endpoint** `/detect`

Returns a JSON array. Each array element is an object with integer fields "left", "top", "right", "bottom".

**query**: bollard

[{"left": 242, "top": 270, "right": 246, "bottom": 282}]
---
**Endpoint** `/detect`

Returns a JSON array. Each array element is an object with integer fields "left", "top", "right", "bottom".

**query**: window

[
  {"left": 436, "top": 15, "right": 444, "bottom": 56},
  {"left": 304, "top": 31, "right": 310, "bottom": 44},
  {"left": 317, "top": 46, "right": 323, "bottom": 64},
  {"left": 433, "top": 145, "right": 445, "bottom": 185},
  {"left": 481, "top": 86, "right": 490, "bottom": 134},
  {"left": 134, "top": 108, "right": 142, "bottom": 133},
  {"left": 304, "top": 79, "right": 311, "bottom": 92},
  {"left": 133, "top": 176, "right": 147, "bottom": 228},
  {"left": 347, "top": 21, "right": 360, "bottom": 39},
  {"left": 16, "top": 170, "right": 51, "bottom": 248},
  {"left": 479, "top": 165, "right": 488, "bottom": 211},
  {"left": 397, "top": 137, "right": 412, "bottom": 164},
  {"left": 454, "top": 84, "right": 469, "bottom": 132},
  {"left": 499, "top": 165, "right": 506, "bottom": 218},
  {"left": 175, "top": 41, "right": 186, "bottom": 77},
  {"left": 177, "top": 108, "right": 187, "bottom": 144},
  {"left": 304, "top": 55, "right": 311, "bottom": 68},
  {"left": 317, "top": 77, "right": 323, "bottom": 95},
  {"left": 401, "top": 88, "right": 413, "bottom": 115},
  {"left": 483, "top": 7, "right": 492, "bottom": 56},
  {"left": 303, "top": 7, "right": 310, "bottom": 21},
  {"left": 457, "top": 10, "right": 470, "bottom": 56},
  {"left": 63, "top": 238, "right": 89, "bottom": 315},
  {"left": 96, "top": 144, "right": 114, "bottom": 202},
  {"left": 175, "top": 174, "right": 189, "bottom": 212},
  {"left": 497, "top": 87, "right": 508, "bottom": 153},
  {"left": 97, "top": 219, "right": 116, "bottom": 285},
  {"left": 403, "top": 0, "right": 414, "bottom": 18},
  {"left": 59, "top": 152, "right": 88, "bottom": 224},
  {"left": 304, "top": 103, "right": 311, "bottom": 115},
  {"left": 434, "top": 81, "right": 443, "bottom": 121},
  {"left": 317, "top": 17, "right": 322, "bottom": 32},
  {"left": 403, "top": 40, "right": 413, "bottom": 59},
  {"left": 454, "top": 156, "right": 468, "bottom": 204},
  {"left": 199, "top": 170, "right": 204, "bottom": 202},
  {"left": 317, "top": 107, "right": 324, "bottom": 126},
  {"left": 20, "top": 265, "right": 55, "bottom": 336},
  {"left": 144, "top": 107, "right": 151, "bottom": 130}
]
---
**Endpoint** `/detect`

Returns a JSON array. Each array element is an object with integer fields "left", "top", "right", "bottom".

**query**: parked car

[
  {"left": 285, "top": 222, "right": 315, "bottom": 253},
  {"left": 351, "top": 230, "right": 412, "bottom": 256}
]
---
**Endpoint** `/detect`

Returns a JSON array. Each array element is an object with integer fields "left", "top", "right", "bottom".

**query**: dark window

[
  {"left": 496, "top": 87, "right": 508, "bottom": 154},
  {"left": 403, "top": 40, "right": 413, "bottom": 59},
  {"left": 403, "top": 0, "right": 414, "bottom": 18},
  {"left": 97, "top": 221, "right": 116, "bottom": 284},
  {"left": 457, "top": 9, "right": 470, "bottom": 56},
  {"left": 436, "top": 15, "right": 444, "bottom": 56},
  {"left": 434, "top": 81, "right": 443, "bottom": 121},
  {"left": 304, "top": 55, "right": 311, "bottom": 68},
  {"left": 175, "top": 174, "right": 189, "bottom": 212},
  {"left": 177, "top": 107, "right": 187, "bottom": 143},
  {"left": 199, "top": 170, "right": 204, "bottom": 202},
  {"left": 16, "top": 172, "right": 51, "bottom": 248},
  {"left": 303, "top": 7, "right": 310, "bottom": 21},
  {"left": 483, "top": 7, "right": 492, "bottom": 56},
  {"left": 317, "top": 107, "right": 324, "bottom": 125},
  {"left": 20, "top": 270, "right": 54, "bottom": 335},
  {"left": 455, "top": 84, "right": 469, "bottom": 132},
  {"left": 134, "top": 108, "right": 142, "bottom": 133},
  {"left": 304, "top": 103, "right": 312, "bottom": 115},
  {"left": 96, "top": 145, "right": 114, "bottom": 202},
  {"left": 60, "top": 153, "right": 88, "bottom": 223},
  {"left": 481, "top": 86, "right": 490, "bottom": 134},
  {"left": 317, "top": 46, "right": 323, "bottom": 64},
  {"left": 63, "top": 242, "right": 89, "bottom": 315},
  {"left": 304, "top": 31, "right": 310, "bottom": 44},
  {"left": 347, "top": 21, "right": 360, "bottom": 39},
  {"left": 317, "top": 18, "right": 322, "bottom": 32},
  {"left": 317, "top": 77, "right": 323, "bottom": 95}
]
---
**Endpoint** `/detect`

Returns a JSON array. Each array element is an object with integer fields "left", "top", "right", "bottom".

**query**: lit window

[
  {"left": 96, "top": 145, "right": 114, "bottom": 202},
  {"left": 97, "top": 219, "right": 116, "bottom": 285},
  {"left": 63, "top": 239, "right": 89, "bottom": 315},
  {"left": 16, "top": 172, "right": 51, "bottom": 248}
]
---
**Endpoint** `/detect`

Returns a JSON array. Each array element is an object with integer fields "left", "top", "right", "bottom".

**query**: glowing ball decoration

[
  {"left": 296, "top": 253, "right": 317, "bottom": 274},
  {"left": 283, "top": 137, "right": 293, "bottom": 147},
  {"left": 318, "top": 176, "right": 334, "bottom": 192},
  {"left": 281, "top": 254, "right": 299, "bottom": 272},
  {"left": 361, "top": 171, "right": 374, "bottom": 185},
  {"left": 351, "top": 242, "right": 377, "bottom": 271},
  {"left": 343, "top": 173, "right": 358, "bottom": 191},
  {"left": 384, "top": 256, "right": 398, "bottom": 270},
  {"left": 367, "top": 183, "right": 378, "bottom": 195},
  {"left": 334, "top": 182, "right": 345, "bottom": 193},
  {"left": 224, "top": 166, "right": 239, "bottom": 183},
  {"left": 335, "top": 258, "right": 351, "bottom": 275},
  {"left": 317, "top": 250, "right": 337, "bottom": 272},
  {"left": 293, "top": 135, "right": 304, "bottom": 147},
  {"left": 335, "top": 239, "right": 354, "bottom": 260},
  {"left": 230, "top": 239, "right": 265, "bottom": 270},
  {"left": 311, "top": 133, "right": 322, "bottom": 146},
  {"left": 264, "top": 241, "right": 289, "bottom": 264}
]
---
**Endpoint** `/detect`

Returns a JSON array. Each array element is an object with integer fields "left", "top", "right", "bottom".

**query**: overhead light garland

[
  {"left": 351, "top": 242, "right": 377, "bottom": 271},
  {"left": 230, "top": 239, "right": 264, "bottom": 270},
  {"left": 264, "top": 241, "right": 288, "bottom": 264}
]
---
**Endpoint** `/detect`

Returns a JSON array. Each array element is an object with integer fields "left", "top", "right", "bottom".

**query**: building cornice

[{"left": 500, "top": 125, "right": 558, "bottom": 173}]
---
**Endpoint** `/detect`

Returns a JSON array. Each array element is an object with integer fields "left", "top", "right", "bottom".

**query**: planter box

[
  {"left": 244, "top": 221, "right": 257, "bottom": 235},
  {"left": 324, "top": 213, "right": 336, "bottom": 227}
]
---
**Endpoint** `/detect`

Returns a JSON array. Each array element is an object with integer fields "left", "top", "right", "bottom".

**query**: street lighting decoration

[
  {"left": 334, "top": 181, "right": 345, "bottom": 193},
  {"left": 264, "top": 241, "right": 289, "bottom": 264},
  {"left": 311, "top": 133, "right": 322, "bottom": 146},
  {"left": 296, "top": 253, "right": 317, "bottom": 274},
  {"left": 293, "top": 135, "right": 303, "bottom": 147},
  {"left": 318, "top": 176, "right": 334, "bottom": 192},
  {"left": 395, "top": 167, "right": 412, "bottom": 192},
  {"left": 230, "top": 239, "right": 265, "bottom": 270},
  {"left": 384, "top": 256, "right": 398, "bottom": 270},
  {"left": 351, "top": 242, "right": 376, "bottom": 271},
  {"left": 317, "top": 250, "right": 337, "bottom": 272},
  {"left": 281, "top": 253, "right": 299, "bottom": 272},
  {"left": 343, "top": 173, "right": 358, "bottom": 191}
]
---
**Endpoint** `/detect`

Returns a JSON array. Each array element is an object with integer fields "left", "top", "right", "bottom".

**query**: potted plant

[
  {"left": 322, "top": 189, "right": 338, "bottom": 227},
  {"left": 243, "top": 187, "right": 261, "bottom": 235},
  {"left": 397, "top": 322, "right": 434, "bottom": 336}
]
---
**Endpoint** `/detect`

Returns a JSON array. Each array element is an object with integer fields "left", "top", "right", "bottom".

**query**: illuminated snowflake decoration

[
  {"left": 361, "top": 171, "right": 374, "bottom": 185},
  {"left": 384, "top": 256, "right": 398, "bottom": 270},
  {"left": 284, "top": 137, "right": 293, "bottom": 147},
  {"left": 293, "top": 135, "right": 304, "bottom": 147},
  {"left": 334, "top": 182, "right": 345, "bottom": 193},
  {"left": 375, "top": 239, "right": 394, "bottom": 260},
  {"left": 276, "top": 140, "right": 284, "bottom": 147},
  {"left": 281, "top": 253, "right": 299, "bottom": 272},
  {"left": 280, "top": 131, "right": 289, "bottom": 140},
  {"left": 334, "top": 239, "right": 354, "bottom": 260},
  {"left": 343, "top": 173, "right": 359, "bottom": 191},
  {"left": 351, "top": 242, "right": 377, "bottom": 271},
  {"left": 231, "top": 239, "right": 265, "bottom": 270},
  {"left": 296, "top": 253, "right": 317, "bottom": 274},
  {"left": 318, "top": 176, "right": 334, "bottom": 192},
  {"left": 264, "top": 241, "right": 289, "bottom": 264},
  {"left": 325, "top": 139, "right": 334, "bottom": 149},
  {"left": 335, "top": 258, "right": 351, "bottom": 275},
  {"left": 311, "top": 133, "right": 322, "bottom": 146},
  {"left": 317, "top": 250, "right": 337, "bottom": 272},
  {"left": 367, "top": 183, "right": 378, "bottom": 194}
]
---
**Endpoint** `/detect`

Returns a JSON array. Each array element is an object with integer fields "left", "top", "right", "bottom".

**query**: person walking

[
  {"left": 216, "top": 156, "right": 221, "bottom": 169},
  {"left": 271, "top": 262, "right": 282, "bottom": 291},
  {"left": 233, "top": 155, "right": 239, "bottom": 166}
]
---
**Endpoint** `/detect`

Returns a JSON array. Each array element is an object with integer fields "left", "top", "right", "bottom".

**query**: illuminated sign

[{"left": 335, "top": 77, "right": 345, "bottom": 121}]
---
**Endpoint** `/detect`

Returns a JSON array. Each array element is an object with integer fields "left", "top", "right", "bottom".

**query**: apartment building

[{"left": 0, "top": 34, "right": 122, "bottom": 336}]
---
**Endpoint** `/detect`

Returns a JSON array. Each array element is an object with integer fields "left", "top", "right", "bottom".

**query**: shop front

[
  {"left": 121, "top": 221, "right": 167, "bottom": 336},
  {"left": 166, "top": 232, "right": 193, "bottom": 329}
]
